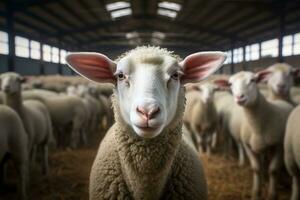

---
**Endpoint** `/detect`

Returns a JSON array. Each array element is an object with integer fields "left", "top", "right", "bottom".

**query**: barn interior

[{"left": 0, "top": 0, "right": 300, "bottom": 200}]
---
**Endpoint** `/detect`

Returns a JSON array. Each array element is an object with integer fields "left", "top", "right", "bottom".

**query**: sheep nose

[
  {"left": 277, "top": 84, "right": 285, "bottom": 89},
  {"left": 136, "top": 105, "right": 160, "bottom": 120},
  {"left": 237, "top": 94, "right": 245, "bottom": 100}
]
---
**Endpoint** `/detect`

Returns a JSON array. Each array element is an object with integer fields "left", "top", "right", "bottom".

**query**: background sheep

[
  {"left": 0, "top": 72, "right": 53, "bottom": 175},
  {"left": 66, "top": 46, "right": 226, "bottom": 199},
  {"left": 184, "top": 83, "right": 218, "bottom": 155},
  {"left": 0, "top": 105, "right": 28, "bottom": 200},
  {"left": 216, "top": 71, "right": 293, "bottom": 200},
  {"left": 284, "top": 105, "right": 300, "bottom": 200}
]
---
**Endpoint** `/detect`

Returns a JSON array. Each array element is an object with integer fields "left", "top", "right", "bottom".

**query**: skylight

[
  {"left": 157, "top": 8, "right": 177, "bottom": 18},
  {"left": 106, "top": 1, "right": 130, "bottom": 11},
  {"left": 158, "top": 1, "right": 181, "bottom": 11},
  {"left": 111, "top": 8, "right": 132, "bottom": 19}
]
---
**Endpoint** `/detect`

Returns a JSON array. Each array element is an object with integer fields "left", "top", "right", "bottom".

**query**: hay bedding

[{"left": 0, "top": 140, "right": 291, "bottom": 200}]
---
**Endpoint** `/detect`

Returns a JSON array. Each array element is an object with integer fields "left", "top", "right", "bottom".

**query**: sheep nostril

[
  {"left": 136, "top": 107, "right": 148, "bottom": 119},
  {"left": 148, "top": 107, "right": 160, "bottom": 119}
]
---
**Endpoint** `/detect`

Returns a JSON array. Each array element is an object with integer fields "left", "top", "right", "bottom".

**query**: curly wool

[{"left": 89, "top": 85, "right": 207, "bottom": 200}]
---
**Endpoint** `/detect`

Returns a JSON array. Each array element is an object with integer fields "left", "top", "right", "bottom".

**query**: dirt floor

[{"left": 0, "top": 139, "right": 292, "bottom": 200}]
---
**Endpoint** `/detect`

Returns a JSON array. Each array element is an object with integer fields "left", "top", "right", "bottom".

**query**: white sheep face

[
  {"left": 199, "top": 83, "right": 217, "bottom": 103},
  {"left": 229, "top": 72, "right": 259, "bottom": 106},
  {"left": 116, "top": 55, "right": 181, "bottom": 138},
  {"left": 0, "top": 73, "right": 23, "bottom": 94},
  {"left": 267, "top": 63, "right": 294, "bottom": 96},
  {"left": 66, "top": 47, "right": 226, "bottom": 139}
]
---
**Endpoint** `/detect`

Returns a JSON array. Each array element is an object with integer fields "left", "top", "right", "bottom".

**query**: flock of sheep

[
  {"left": 0, "top": 73, "right": 113, "bottom": 199},
  {"left": 1, "top": 46, "right": 300, "bottom": 200}
]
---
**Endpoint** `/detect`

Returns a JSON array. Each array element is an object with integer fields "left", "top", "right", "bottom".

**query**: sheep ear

[
  {"left": 292, "top": 68, "right": 300, "bottom": 77},
  {"left": 20, "top": 76, "right": 28, "bottom": 83},
  {"left": 185, "top": 84, "right": 201, "bottom": 92},
  {"left": 180, "top": 51, "right": 226, "bottom": 84},
  {"left": 255, "top": 70, "right": 272, "bottom": 83},
  {"left": 66, "top": 52, "right": 117, "bottom": 84},
  {"left": 214, "top": 79, "right": 230, "bottom": 90}
]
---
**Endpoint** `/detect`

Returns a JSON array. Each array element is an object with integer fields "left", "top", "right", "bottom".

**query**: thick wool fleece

[{"left": 89, "top": 87, "right": 207, "bottom": 200}]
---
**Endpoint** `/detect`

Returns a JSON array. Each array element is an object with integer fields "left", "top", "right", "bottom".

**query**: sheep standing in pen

[
  {"left": 0, "top": 105, "right": 28, "bottom": 200},
  {"left": 22, "top": 90, "right": 86, "bottom": 148},
  {"left": 284, "top": 105, "right": 300, "bottom": 200},
  {"left": 0, "top": 72, "right": 52, "bottom": 175},
  {"left": 216, "top": 71, "right": 293, "bottom": 200},
  {"left": 66, "top": 46, "right": 226, "bottom": 199},
  {"left": 184, "top": 83, "right": 218, "bottom": 155},
  {"left": 260, "top": 63, "right": 300, "bottom": 105}
]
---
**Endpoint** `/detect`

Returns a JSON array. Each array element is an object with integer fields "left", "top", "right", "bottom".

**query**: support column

[
  {"left": 278, "top": 0, "right": 285, "bottom": 63},
  {"left": 39, "top": 36, "right": 45, "bottom": 75},
  {"left": 242, "top": 45, "right": 246, "bottom": 70},
  {"left": 58, "top": 38, "right": 63, "bottom": 75},
  {"left": 6, "top": 2, "right": 15, "bottom": 72},
  {"left": 230, "top": 41, "right": 234, "bottom": 74}
]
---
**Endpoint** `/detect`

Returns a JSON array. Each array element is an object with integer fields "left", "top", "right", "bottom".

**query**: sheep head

[
  {"left": 66, "top": 46, "right": 226, "bottom": 139},
  {"left": 0, "top": 72, "right": 26, "bottom": 94}
]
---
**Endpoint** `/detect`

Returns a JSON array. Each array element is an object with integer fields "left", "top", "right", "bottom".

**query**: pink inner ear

[
  {"left": 214, "top": 79, "right": 230, "bottom": 87},
  {"left": 256, "top": 70, "right": 271, "bottom": 83},
  {"left": 181, "top": 53, "right": 225, "bottom": 82},
  {"left": 67, "top": 53, "right": 116, "bottom": 83}
]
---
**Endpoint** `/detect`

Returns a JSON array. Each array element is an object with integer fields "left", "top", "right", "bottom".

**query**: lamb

[
  {"left": 0, "top": 105, "right": 28, "bottom": 200},
  {"left": 0, "top": 72, "right": 52, "bottom": 175},
  {"left": 183, "top": 83, "right": 218, "bottom": 155},
  {"left": 216, "top": 71, "right": 293, "bottom": 200},
  {"left": 284, "top": 105, "right": 300, "bottom": 200},
  {"left": 259, "top": 63, "right": 299, "bottom": 105},
  {"left": 66, "top": 46, "right": 226, "bottom": 199},
  {"left": 22, "top": 90, "right": 86, "bottom": 148}
]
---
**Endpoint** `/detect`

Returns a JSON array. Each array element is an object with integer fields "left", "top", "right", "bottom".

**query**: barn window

[
  {"left": 158, "top": 1, "right": 181, "bottom": 19},
  {"left": 52, "top": 47, "right": 59, "bottom": 63},
  {"left": 233, "top": 48, "right": 243, "bottom": 63},
  {"left": 294, "top": 33, "right": 300, "bottom": 55},
  {"left": 224, "top": 51, "right": 231, "bottom": 64},
  {"left": 30, "top": 40, "right": 40, "bottom": 60},
  {"left": 43, "top": 45, "right": 51, "bottom": 62},
  {"left": 0, "top": 31, "right": 9, "bottom": 55},
  {"left": 15, "top": 36, "right": 29, "bottom": 58},
  {"left": 261, "top": 39, "right": 278, "bottom": 57},
  {"left": 60, "top": 50, "right": 67, "bottom": 64},
  {"left": 106, "top": 1, "right": 132, "bottom": 19},
  {"left": 111, "top": 8, "right": 132, "bottom": 18},
  {"left": 283, "top": 35, "right": 293, "bottom": 56}
]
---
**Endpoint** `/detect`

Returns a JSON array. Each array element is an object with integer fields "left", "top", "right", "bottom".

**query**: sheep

[
  {"left": 259, "top": 63, "right": 299, "bottom": 105},
  {"left": 183, "top": 83, "right": 218, "bottom": 155},
  {"left": 0, "top": 72, "right": 52, "bottom": 175},
  {"left": 0, "top": 105, "right": 28, "bottom": 200},
  {"left": 66, "top": 46, "right": 226, "bottom": 199},
  {"left": 216, "top": 71, "right": 293, "bottom": 200},
  {"left": 284, "top": 105, "right": 300, "bottom": 200},
  {"left": 22, "top": 90, "right": 86, "bottom": 148}
]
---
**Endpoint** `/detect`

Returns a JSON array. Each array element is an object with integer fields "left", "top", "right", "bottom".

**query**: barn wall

[{"left": 222, "top": 55, "right": 300, "bottom": 74}]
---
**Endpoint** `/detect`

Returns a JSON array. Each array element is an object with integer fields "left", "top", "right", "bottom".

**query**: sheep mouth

[
  {"left": 134, "top": 125, "right": 161, "bottom": 132},
  {"left": 235, "top": 98, "right": 247, "bottom": 105}
]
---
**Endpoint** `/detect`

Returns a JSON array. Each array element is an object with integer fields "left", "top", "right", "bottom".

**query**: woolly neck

[
  {"left": 242, "top": 91, "right": 274, "bottom": 135},
  {"left": 111, "top": 87, "right": 186, "bottom": 199},
  {"left": 268, "top": 88, "right": 294, "bottom": 105},
  {"left": 3, "top": 91, "right": 24, "bottom": 116}
]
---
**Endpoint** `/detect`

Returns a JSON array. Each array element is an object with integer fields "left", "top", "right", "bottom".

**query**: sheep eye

[
  {"left": 117, "top": 72, "right": 125, "bottom": 80},
  {"left": 250, "top": 79, "right": 256, "bottom": 83},
  {"left": 171, "top": 72, "right": 180, "bottom": 80}
]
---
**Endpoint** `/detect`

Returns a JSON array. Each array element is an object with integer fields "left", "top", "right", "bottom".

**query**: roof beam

[{"left": 58, "top": 15, "right": 247, "bottom": 42}]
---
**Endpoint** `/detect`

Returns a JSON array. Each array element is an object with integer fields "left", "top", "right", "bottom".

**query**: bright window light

[
  {"left": 261, "top": 39, "right": 278, "bottom": 57},
  {"left": 158, "top": 8, "right": 177, "bottom": 18},
  {"left": 294, "top": 33, "right": 300, "bottom": 55},
  {"left": 283, "top": 35, "right": 293, "bottom": 56},
  {"left": 0, "top": 31, "right": 8, "bottom": 55},
  {"left": 233, "top": 48, "right": 243, "bottom": 63},
  {"left": 52, "top": 47, "right": 59, "bottom": 63},
  {"left": 0, "top": 31, "right": 8, "bottom": 43},
  {"left": 106, "top": 1, "right": 130, "bottom": 11},
  {"left": 111, "top": 8, "right": 132, "bottom": 18},
  {"left": 60, "top": 50, "right": 67, "bottom": 64},
  {"left": 43, "top": 44, "right": 51, "bottom": 62},
  {"left": 15, "top": 36, "right": 29, "bottom": 58},
  {"left": 158, "top": 1, "right": 181, "bottom": 11},
  {"left": 30, "top": 40, "right": 40, "bottom": 60}
]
